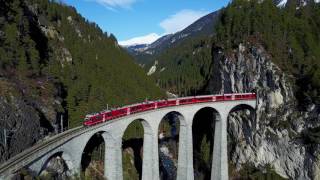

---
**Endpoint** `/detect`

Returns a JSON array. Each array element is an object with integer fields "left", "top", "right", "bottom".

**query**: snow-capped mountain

[
  {"left": 126, "top": 0, "right": 319, "bottom": 65},
  {"left": 125, "top": 44, "right": 149, "bottom": 54},
  {"left": 124, "top": 10, "right": 221, "bottom": 64}
]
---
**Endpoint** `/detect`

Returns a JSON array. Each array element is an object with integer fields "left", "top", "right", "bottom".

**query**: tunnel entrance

[
  {"left": 158, "top": 111, "right": 182, "bottom": 180},
  {"left": 227, "top": 104, "right": 255, "bottom": 179},
  {"left": 192, "top": 107, "right": 220, "bottom": 180},
  {"left": 81, "top": 132, "right": 105, "bottom": 179},
  {"left": 122, "top": 120, "right": 145, "bottom": 180}
]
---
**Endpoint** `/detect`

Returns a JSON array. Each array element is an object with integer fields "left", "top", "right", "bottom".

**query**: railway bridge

[{"left": 0, "top": 93, "right": 256, "bottom": 180}]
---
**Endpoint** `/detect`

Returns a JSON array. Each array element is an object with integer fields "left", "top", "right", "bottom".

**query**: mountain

[
  {"left": 128, "top": 0, "right": 320, "bottom": 179},
  {"left": 128, "top": 0, "right": 320, "bottom": 66},
  {"left": 126, "top": 10, "right": 221, "bottom": 65},
  {"left": 0, "top": 0, "right": 164, "bottom": 163},
  {"left": 125, "top": 43, "right": 149, "bottom": 55}
]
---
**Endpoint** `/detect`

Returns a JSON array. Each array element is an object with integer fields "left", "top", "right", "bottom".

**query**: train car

[
  {"left": 215, "top": 95, "right": 224, "bottom": 101},
  {"left": 157, "top": 99, "right": 177, "bottom": 108},
  {"left": 195, "top": 96, "right": 212, "bottom": 103},
  {"left": 104, "top": 111, "right": 113, "bottom": 121},
  {"left": 83, "top": 93, "right": 257, "bottom": 126},
  {"left": 223, "top": 94, "right": 233, "bottom": 101},
  {"left": 84, "top": 113, "right": 104, "bottom": 126},
  {"left": 83, "top": 115, "right": 94, "bottom": 126},
  {"left": 130, "top": 104, "right": 144, "bottom": 114},
  {"left": 179, "top": 98, "right": 196, "bottom": 105},
  {"left": 167, "top": 99, "right": 177, "bottom": 106},
  {"left": 112, "top": 108, "right": 128, "bottom": 119},
  {"left": 234, "top": 93, "right": 256, "bottom": 100},
  {"left": 143, "top": 102, "right": 156, "bottom": 111},
  {"left": 157, "top": 100, "right": 168, "bottom": 108}
]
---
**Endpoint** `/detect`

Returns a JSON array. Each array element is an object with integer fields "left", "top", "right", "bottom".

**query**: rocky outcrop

[
  {"left": 0, "top": 77, "right": 65, "bottom": 163},
  {"left": 205, "top": 43, "right": 320, "bottom": 179},
  {"left": 0, "top": 95, "right": 41, "bottom": 162},
  {"left": 39, "top": 156, "right": 71, "bottom": 179}
]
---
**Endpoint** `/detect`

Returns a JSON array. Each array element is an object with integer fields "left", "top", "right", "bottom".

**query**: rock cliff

[{"left": 204, "top": 43, "right": 320, "bottom": 179}]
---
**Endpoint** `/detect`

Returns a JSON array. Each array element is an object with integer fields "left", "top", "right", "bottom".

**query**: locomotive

[{"left": 83, "top": 93, "right": 256, "bottom": 126}]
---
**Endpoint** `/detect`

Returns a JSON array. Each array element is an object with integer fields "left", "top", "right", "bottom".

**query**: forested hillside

[
  {"left": 150, "top": 0, "right": 320, "bottom": 107},
  {"left": 141, "top": 0, "right": 320, "bottom": 179},
  {"left": 153, "top": 36, "right": 212, "bottom": 95},
  {"left": 214, "top": 0, "right": 320, "bottom": 107},
  {"left": 0, "top": 0, "right": 164, "bottom": 162}
]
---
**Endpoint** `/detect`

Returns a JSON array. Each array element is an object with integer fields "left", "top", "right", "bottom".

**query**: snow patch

[
  {"left": 147, "top": 60, "right": 158, "bottom": 76},
  {"left": 119, "top": 33, "right": 161, "bottom": 46},
  {"left": 277, "top": 0, "right": 287, "bottom": 7},
  {"left": 160, "top": 67, "right": 166, "bottom": 72},
  {"left": 268, "top": 89, "right": 284, "bottom": 108}
]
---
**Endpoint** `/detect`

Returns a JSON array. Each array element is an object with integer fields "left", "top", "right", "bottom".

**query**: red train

[{"left": 83, "top": 93, "right": 256, "bottom": 126}]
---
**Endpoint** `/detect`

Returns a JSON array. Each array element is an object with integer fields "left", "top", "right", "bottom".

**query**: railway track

[
  {"left": 0, "top": 126, "right": 85, "bottom": 176},
  {"left": 0, "top": 118, "right": 118, "bottom": 177}
]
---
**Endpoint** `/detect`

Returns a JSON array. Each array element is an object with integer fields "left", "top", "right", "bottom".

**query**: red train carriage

[
  {"left": 112, "top": 108, "right": 128, "bottom": 118},
  {"left": 84, "top": 113, "right": 104, "bottom": 126},
  {"left": 130, "top": 104, "right": 144, "bottom": 114},
  {"left": 179, "top": 98, "right": 196, "bottom": 105},
  {"left": 216, "top": 95, "right": 224, "bottom": 101},
  {"left": 195, "top": 96, "right": 212, "bottom": 103},
  {"left": 83, "top": 93, "right": 256, "bottom": 127},
  {"left": 104, "top": 112, "right": 112, "bottom": 121},
  {"left": 157, "top": 100, "right": 177, "bottom": 108},
  {"left": 143, "top": 102, "right": 156, "bottom": 111}
]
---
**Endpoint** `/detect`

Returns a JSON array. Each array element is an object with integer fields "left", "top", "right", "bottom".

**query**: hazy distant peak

[{"left": 119, "top": 33, "right": 161, "bottom": 46}]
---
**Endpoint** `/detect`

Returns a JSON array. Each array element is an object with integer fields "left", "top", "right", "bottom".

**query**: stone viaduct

[{"left": 0, "top": 97, "right": 256, "bottom": 180}]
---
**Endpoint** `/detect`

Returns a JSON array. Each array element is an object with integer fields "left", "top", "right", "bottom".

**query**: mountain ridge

[{"left": 125, "top": 10, "right": 220, "bottom": 65}]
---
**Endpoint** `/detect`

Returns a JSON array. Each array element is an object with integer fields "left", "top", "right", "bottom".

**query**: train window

[
  {"left": 95, "top": 115, "right": 103, "bottom": 120},
  {"left": 198, "top": 97, "right": 211, "bottom": 101},
  {"left": 216, "top": 96, "right": 223, "bottom": 100}
]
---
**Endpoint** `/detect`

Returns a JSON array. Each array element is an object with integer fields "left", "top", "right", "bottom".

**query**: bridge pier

[
  {"left": 142, "top": 131, "right": 159, "bottom": 180},
  {"left": 103, "top": 133, "right": 123, "bottom": 180},
  {"left": 211, "top": 113, "right": 228, "bottom": 180},
  {"left": 177, "top": 118, "right": 194, "bottom": 180}
]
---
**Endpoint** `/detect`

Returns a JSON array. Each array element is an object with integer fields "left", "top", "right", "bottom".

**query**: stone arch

[
  {"left": 158, "top": 111, "right": 185, "bottom": 180},
  {"left": 122, "top": 119, "right": 152, "bottom": 180},
  {"left": 228, "top": 103, "right": 255, "bottom": 115},
  {"left": 39, "top": 151, "right": 73, "bottom": 178},
  {"left": 192, "top": 107, "right": 221, "bottom": 180},
  {"left": 226, "top": 103, "right": 256, "bottom": 176},
  {"left": 81, "top": 131, "right": 106, "bottom": 178}
]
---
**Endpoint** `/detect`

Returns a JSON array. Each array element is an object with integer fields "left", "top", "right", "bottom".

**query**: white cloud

[
  {"left": 159, "top": 9, "right": 209, "bottom": 34},
  {"left": 118, "top": 9, "right": 208, "bottom": 46},
  {"left": 119, "top": 33, "right": 161, "bottom": 46},
  {"left": 91, "top": 0, "right": 137, "bottom": 9}
]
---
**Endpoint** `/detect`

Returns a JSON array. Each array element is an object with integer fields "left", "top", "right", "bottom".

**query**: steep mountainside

[
  {"left": 141, "top": 0, "right": 320, "bottom": 179},
  {"left": 0, "top": 0, "right": 164, "bottom": 163},
  {"left": 127, "top": 10, "right": 221, "bottom": 66}
]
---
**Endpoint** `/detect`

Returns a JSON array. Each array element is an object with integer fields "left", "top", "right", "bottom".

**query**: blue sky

[{"left": 62, "top": 0, "right": 230, "bottom": 45}]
